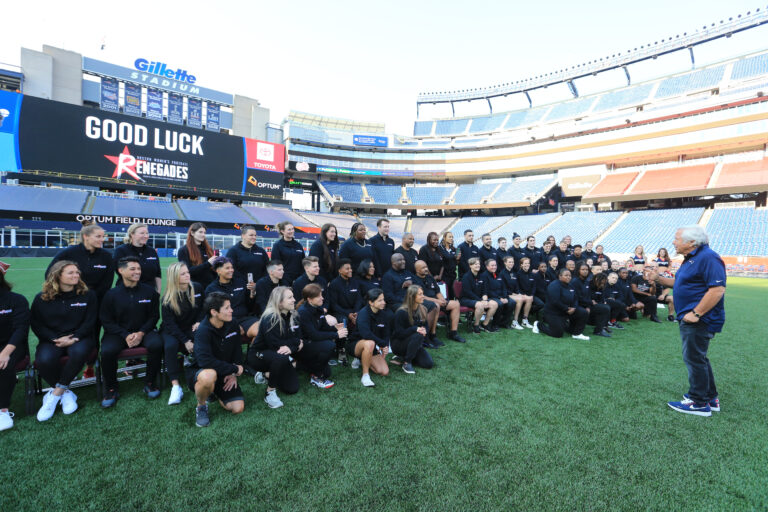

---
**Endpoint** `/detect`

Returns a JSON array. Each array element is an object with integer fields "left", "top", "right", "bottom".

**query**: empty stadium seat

[
  {"left": 492, "top": 212, "right": 561, "bottom": 242},
  {"left": 539, "top": 211, "right": 623, "bottom": 246},
  {"left": 0, "top": 185, "right": 89, "bottom": 214},
  {"left": 452, "top": 183, "right": 499, "bottom": 204},
  {"left": 730, "top": 53, "right": 768, "bottom": 81},
  {"left": 488, "top": 177, "right": 554, "bottom": 204},
  {"left": 299, "top": 212, "right": 358, "bottom": 236},
  {"left": 715, "top": 159, "right": 768, "bottom": 188},
  {"left": 176, "top": 200, "right": 254, "bottom": 224},
  {"left": 545, "top": 96, "right": 597, "bottom": 122},
  {"left": 434, "top": 119, "right": 470, "bottom": 136},
  {"left": 626, "top": 164, "right": 715, "bottom": 197},
  {"left": 707, "top": 207, "right": 768, "bottom": 257},
  {"left": 583, "top": 172, "right": 638, "bottom": 200},
  {"left": 242, "top": 206, "right": 311, "bottom": 228},
  {"left": 413, "top": 121, "right": 434, "bottom": 137},
  {"left": 654, "top": 66, "right": 725, "bottom": 98},
  {"left": 405, "top": 185, "right": 455, "bottom": 205},
  {"left": 366, "top": 184, "right": 403, "bottom": 205},
  {"left": 599, "top": 207, "right": 704, "bottom": 255},
  {"left": 321, "top": 182, "right": 364, "bottom": 203},
  {"left": 410, "top": 217, "right": 458, "bottom": 241},
  {"left": 594, "top": 83, "right": 654, "bottom": 112},
  {"left": 450, "top": 216, "right": 510, "bottom": 237},
  {"left": 469, "top": 114, "right": 508, "bottom": 134},
  {"left": 503, "top": 107, "right": 549, "bottom": 130},
  {"left": 91, "top": 196, "right": 178, "bottom": 219}
]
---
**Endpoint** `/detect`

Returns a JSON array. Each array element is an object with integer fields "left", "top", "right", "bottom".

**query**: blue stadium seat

[
  {"left": 434, "top": 119, "right": 470, "bottom": 136},
  {"left": 365, "top": 184, "right": 403, "bottom": 204},
  {"left": 0, "top": 185, "right": 88, "bottom": 214},
  {"left": 469, "top": 114, "right": 508, "bottom": 134},
  {"left": 707, "top": 207, "right": 768, "bottom": 257},
  {"left": 176, "top": 200, "right": 254, "bottom": 224},
  {"left": 655, "top": 66, "right": 725, "bottom": 99},
  {"left": 730, "top": 53, "right": 768, "bottom": 81},
  {"left": 451, "top": 216, "right": 511, "bottom": 238},
  {"left": 413, "top": 121, "right": 434, "bottom": 137},
  {"left": 594, "top": 83, "right": 654, "bottom": 112},
  {"left": 545, "top": 96, "right": 597, "bottom": 122},
  {"left": 492, "top": 212, "right": 561, "bottom": 242},
  {"left": 452, "top": 183, "right": 499, "bottom": 204},
  {"left": 503, "top": 107, "right": 549, "bottom": 130},
  {"left": 321, "top": 182, "right": 364, "bottom": 202},
  {"left": 488, "top": 177, "right": 554, "bottom": 204},
  {"left": 599, "top": 208, "right": 704, "bottom": 256},
  {"left": 539, "top": 211, "right": 623, "bottom": 246},
  {"left": 405, "top": 185, "right": 454, "bottom": 205},
  {"left": 91, "top": 196, "right": 178, "bottom": 219}
]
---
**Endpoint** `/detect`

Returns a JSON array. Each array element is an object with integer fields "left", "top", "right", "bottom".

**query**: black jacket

[
  {"left": 382, "top": 268, "right": 415, "bottom": 308},
  {"left": 516, "top": 268, "right": 537, "bottom": 296},
  {"left": 0, "top": 289, "right": 29, "bottom": 353},
  {"left": 160, "top": 282, "right": 204, "bottom": 344},
  {"left": 225, "top": 242, "right": 268, "bottom": 283},
  {"left": 533, "top": 271, "right": 549, "bottom": 301},
  {"left": 460, "top": 271, "right": 487, "bottom": 301},
  {"left": 253, "top": 276, "right": 288, "bottom": 317},
  {"left": 355, "top": 276, "right": 382, "bottom": 298},
  {"left": 193, "top": 317, "right": 242, "bottom": 376},
  {"left": 271, "top": 239, "right": 306, "bottom": 282},
  {"left": 292, "top": 274, "right": 328, "bottom": 304},
  {"left": 340, "top": 237, "right": 375, "bottom": 274},
  {"left": 439, "top": 244, "right": 458, "bottom": 279},
  {"left": 457, "top": 242, "right": 479, "bottom": 277},
  {"left": 177, "top": 243, "right": 216, "bottom": 290},
  {"left": 356, "top": 305, "right": 392, "bottom": 348},
  {"left": 31, "top": 289, "right": 98, "bottom": 342},
  {"left": 418, "top": 245, "right": 444, "bottom": 278},
  {"left": 480, "top": 270, "right": 506, "bottom": 300},
  {"left": 100, "top": 281, "right": 160, "bottom": 338},
  {"left": 327, "top": 276, "right": 364, "bottom": 319},
  {"left": 479, "top": 245, "right": 499, "bottom": 268},
  {"left": 392, "top": 308, "right": 425, "bottom": 341},
  {"left": 368, "top": 233, "right": 395, "bottom": 278},
  {"left": 297, "top": 303, "right": 340, "bottom": 342},
  {"left": 255, "top": 312, "right": 301, "bottom": 352},
  {"left": 500, "top": 268, "right": 520, "bottom": 295},
  {"left": 394, "top": 246, "right": 419, "bottom": 274},
  {"left": 412, "top": 273, "right": 441, "bottom": 299},
  {"left": 523, "top": 246, "right": 542, "bottom": 269},
  {"left": 205, "top": 278, "right": 253, "bottom": 321},
  {"left": 47, "top": 244, "right": 114, "bottom": 300},
  {"left": 571, "top": 276, "right": 593, "bottom": 309},
  {"left": 113, "top": 243, "right": 161, "bottom": 287},
  {"left": 309, "top": 239, "right": 338, "bottom": 283},
  {"left": 543, "top": 280, "right": 578, "bottom": 315}
]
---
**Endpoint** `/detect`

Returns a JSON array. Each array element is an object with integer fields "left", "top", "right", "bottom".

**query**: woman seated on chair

[
  {"left": 31, "top": 260, "right": 97, "bottom": 422},
  {"left": 0, "top": 261, "right": 30, "bottom": 432},
  {"left": 391, "top": 285, "right": 434, "bottom": 375}
]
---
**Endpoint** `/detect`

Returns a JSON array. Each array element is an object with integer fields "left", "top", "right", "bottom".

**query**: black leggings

[
  {"left": 492, "top": 299, "right": 515, "bottom": 327},
  {"left": 539, "top": 308, "right": 588, "bottom": 338},
  {"left": 0, "top": 348, "right": 25, "bottom": 409},
  {"left": 391, "top": 333, "right": 434, "bottom": 368},
  {"left": 606, "top": 300, "right": 628, "bottom": 321},
  {"left": 295, "top": 340, "right": 335, "bottom": 379},
  {"left": 637, "top": 295, "right": 658, "bottom": 317},
  {"left": 161, "top": 333, "right": 192, "bottom": 382},
  {"left": 35, "top": 338, "right": 96, "bottom": 388},
  {"left": 586, "top": 304, "right": 611, "bottom": 333},
  {"left": 100, "top": 331, "right": 163, "bottom": 390},
  {"left": 247, "top": 349, "right": 298, "bottom": 394}
]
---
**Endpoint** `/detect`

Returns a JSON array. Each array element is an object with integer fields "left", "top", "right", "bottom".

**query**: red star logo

[{"left": 104, "top": 146, "right": 146, "bottom": 182}]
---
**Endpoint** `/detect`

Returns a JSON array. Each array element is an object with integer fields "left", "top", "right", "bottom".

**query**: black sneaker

[
  {"left": 431, "top": 337, "right": 445, "bottom": 347},
  {"left": 593, "top": 329, "right": 612, "bottom": 338},
  {"left": 650, "top": 315, "right": 662, "bottom": 323},
  {"left": 100, "top": 389, "right": 119, "bottom": 408},
  {"left": 611, "top": 322, "right": 625, "bottom": 330},
  {"left": 195, "top": 404, "right": 210, "bottom": 427},
  {"left": 472, "top": 325, "right": 482, "bottom": 334},
  {"left": 402, "top": 363, "right": 415, "bottom": 374},
  {"left": 479, "top": 324, "right": 490, "bottom": 333},
  {"left": 487, "top": 325, "right": 500, "bottom": 333},
  {"left": 667, "top": 315, "right": 675, "bottom": 322},
  {"left": 448, "top": 331, "right": 467, "bottom": 343}
]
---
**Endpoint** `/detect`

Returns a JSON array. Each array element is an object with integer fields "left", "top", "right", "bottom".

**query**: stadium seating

[
  {"left": 450, "top": 216, "right": 511, "bottom": 238},
  {"left": 599, "top": 207, "right": 704, "bottom": 255},
  {"left": 365, "top": 184, "right": 403, "bottom": 204},
  {"left": 626, "top": 164, "right": 715, "bottom": 196},
  {"left": 405, "top": 185, "right": 455, "bottom": 205},
  {"left": 583, "top": 172, "right": 638, "bottom": 200},
  {"left": 321, "top": 182, "right": 365, "bottom": 203},
  {"left": 594, "top": 83, "right": 654, "bottom": 112},
  {"left": 488, "top": 177, "right": 554, "bottom": 204},
  {"left": 242, "top": 206, "right": 311, "bottom": 228},
  {"left": 434, "top": 119, "right": 470, "bottom": 136},
  {"left": 469, "top": 114, "right": 508, "bottom": 134},
  {"left": 452, "top": 183, "right": 499, "bottom": 204},
  {"left": 492, "top": 212, "right": 561, "bottom": 242},
  {"left": 288, "top": 124, "right": 329, "bottom": 143},
  {"left": 545, "top": 96, "right": 597, "bottom": 122},
  {"left": 0, "top": 185, "right": 88, "bottom": 214},
  {"left": 714, "top": 158, "right": 768, "bottom": 188},
  {"left": 359, "top": 216, "right": 408, "bottom": 238},
  {"left": 413, "top": 120, "right": 434, "bottom": 137},
  {"left": 539, "top": 211, "right": 623, "bottom": 246},
  {"left": 503, "top": 107, "right": 549, "bottom": 130},
  {"left": 730, "top": 53, "right": 768, "bottom": 81},
  {"left": 176, "top": 200, "right": 254, "bottom": 224},
  {"left": 654, "top": 66, "right": 725, "bottom": 98},
  {"left": 91, "top": 196, "right": 178, "bottom": 219},
  {"left": 299, "top": 211, "right": 358, "bottom": 236},
  {"left": 410, "top": 217, "right": 457, "bottom": 241},
  {"left": 707, "top": 207, "right": 768, "bottom": 257}
]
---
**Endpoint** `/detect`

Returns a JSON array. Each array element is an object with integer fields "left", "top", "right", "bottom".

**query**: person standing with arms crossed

[{"left": 648, "top": 226, "right": 726, "bottom": 417}]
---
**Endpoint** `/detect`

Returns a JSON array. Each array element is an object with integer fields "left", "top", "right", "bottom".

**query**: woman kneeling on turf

[
  {"left": 351, "top": 288, "right": 391, "bottom": 387},
  {"left": 296, "top": 283, "right": 344, "bottom": 389},
  {"left": 32, "top": 261, "right": 98, "bottom": 421},
  {"left": 391, "top": 285, "right": 434, "bottom": 374}
]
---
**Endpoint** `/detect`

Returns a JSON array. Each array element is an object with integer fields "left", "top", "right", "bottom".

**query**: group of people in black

[{"left": 0, "top": 218, "right": 675, "bottom": 430}]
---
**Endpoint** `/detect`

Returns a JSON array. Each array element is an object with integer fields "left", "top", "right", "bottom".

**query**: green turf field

[{"left": 1, "top": 258, "right": 767, "bottom": 511}]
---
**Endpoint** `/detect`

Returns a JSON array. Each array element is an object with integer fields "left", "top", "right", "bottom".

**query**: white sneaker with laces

[
  {"left": 168, "top": 385, "right": 184, "bottom": 405},
  {"left": 264, "top": 389, "right": 284, "bottom": 409},
  {"left": 572, "top": 333, "right": 590, "bottom": 341},
  {"left": 351, "top": 358, "right": 361, "bottom": 369},
  {"left": 37, "top": 390, "right": 61, "bottom": 422},
  {"left": 60, "top": 389, "right": 78, "bottom": 415},
  {"left": 254, "top": 372, "right": 266, "bottom": 385},
  {"left": 361, "top": 374, "right": 375, "bottom": 387},
  {"left": 522, "top": 319, "right": 534, "bottom": 329},
  {"left": 511, "top": 321, "right": 524, "bottom": 330},
  {"left": 532, "top": 321, "right": 540, "bottom": 334},
  {"left": 0, "top": 410, "right": 13, "bottom": 431}
]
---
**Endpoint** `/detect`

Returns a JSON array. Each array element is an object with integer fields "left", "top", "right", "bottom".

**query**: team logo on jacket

[
  {"left": 138, "top": 299, "right": 152, "bottom": 303},
  {"left": 225, "top": 332, "right": 237, "bottom": 339},
  {"left": 0, "top": 309, "right": 11, "bottom": 314},
  {"left": 71, "top": 303, "right": 88, "bottom": 307}
]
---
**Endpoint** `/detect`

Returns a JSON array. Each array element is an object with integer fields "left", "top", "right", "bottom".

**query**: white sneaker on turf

[
  {"left": 60, "top": 389, "right": 78, "bottom": 415},
  {"left": 37, "top": 390, "right": 61, "bottom": 422},
  {"left": 361, "top": 374, "right": 375, "bottom": 387},
  {"left": 264, "top": 390, "right": 284, "bottom": 409},
  {"left": 511, "top": 321, "right": 524, "bottom": 330},
  {"left": 572, "top": 333, "right": 590, "bottom": 341},
  {"left": 254, "top": 372, "right": 266, "bottom": 385},
  {"left": 532, "top": 321, "right": 540, "bottom": 334},
  {"left": 168, "top": 385, "right": 184, "bottom": 405},
  {"left": 0, "top": 410, "right": 13, "bottom": 431},
  {"left": 351, "top": 358, "right": 361, "bottom": 369},
  {"left": 522, "top": 319, "right": 534, "bottom": 329}
]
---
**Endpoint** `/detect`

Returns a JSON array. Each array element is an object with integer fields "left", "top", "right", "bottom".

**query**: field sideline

[{"left": 1, "top": 258, "right": 767, "bottom": 511}]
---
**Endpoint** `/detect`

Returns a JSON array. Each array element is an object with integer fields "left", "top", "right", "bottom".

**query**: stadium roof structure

[
  {"left": 416, "top": 6, "right": 768, "bottom": 111},
  {"left": 288, "top": 111, "right": 386, "bottom": 134}
]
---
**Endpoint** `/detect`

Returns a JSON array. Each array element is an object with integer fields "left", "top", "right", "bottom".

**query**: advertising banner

[
  {"left": 353, "top": 134, "right": 388, "bottom": 147},
  {"left": 146, "top": 89, "right": 163, "bottom": 121},
  {"left": 167, "top": 93, "right": 183, "bottom": 125},
  {"left": 100, "top": 77, "right": 119, "bottom": 112},
  {"left": 206, "top": 104, "right": 219, "bottom": 131},
  {"left": 124, "top": 83, "right": 142, "bottom": 117},
  {"left": 187, "top": 98, "right": 202, "bottom": 129}
]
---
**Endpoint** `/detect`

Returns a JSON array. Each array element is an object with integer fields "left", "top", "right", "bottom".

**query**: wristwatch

[{"left": 692, "top": 311, "right": 701, "bottom": 318}]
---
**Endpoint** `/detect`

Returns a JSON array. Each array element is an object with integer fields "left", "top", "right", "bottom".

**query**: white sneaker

[
  {"left": 37, "top": 390, "right": 61, "bottom": 422},
  {"left": 254, "top": 372, "right": 266, "bottom": 385},
  {"left": 0, "top": 410, "right": 13, "bottom": 431},
  {"left": 361, "top": 374, "right": 375, "bottom": 387},
  {"left": 168, "top": 385, "right": 184, "bottom": 405},
  {"left": 60, "top": 389, "right": 78, "bottom": 415},
  {"left": 264, "top": 389, "right": 284, "bottom": 409},
  {"left": 522, "top": 319, "right": 534, "bottom": 329},
  {"left": 351, "top": 358, "right": 361, "bottom": 369},
  {"left": 572, "top": 333, "right": 590, "bottom": 341},
  {"left": 532, "top": 321, "right": 540, "bottom": 334},
  {"left": 511, "top": 321, "right": 524, "bottom": 330}
]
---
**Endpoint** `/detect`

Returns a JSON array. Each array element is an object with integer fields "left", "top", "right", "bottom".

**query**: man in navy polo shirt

[{"left": 649, "top": 225, "right": 726, "bottom": 417}]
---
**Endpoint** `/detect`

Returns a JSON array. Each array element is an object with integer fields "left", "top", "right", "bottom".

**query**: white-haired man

[{"left": 649, "top": 225, "right": 726, "bottom": 417}]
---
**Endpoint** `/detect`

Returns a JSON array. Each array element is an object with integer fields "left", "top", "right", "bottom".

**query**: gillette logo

[{"left": 134, "top": 58, "right": 196, "bottom": 84}]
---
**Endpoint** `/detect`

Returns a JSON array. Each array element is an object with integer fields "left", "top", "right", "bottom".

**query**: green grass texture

[{"left": 1, "top": 258, "right": 767, "bottom": 511}]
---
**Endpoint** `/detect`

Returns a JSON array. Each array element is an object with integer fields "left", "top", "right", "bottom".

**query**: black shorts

[
  {"left": 346, "top": 339, "right": 383, "bottom": 357},
  {"left": 423, "top": 300, "right": 437, "bottom": 312},
  {"left": 188, "top": 368, "right": 244, "bottom": 404},
  {"left": 238, "top": 316, "right": 259, "bottom": 333},
  {"left": 460, "top": 298, "right": 478, "bottom": 308}
]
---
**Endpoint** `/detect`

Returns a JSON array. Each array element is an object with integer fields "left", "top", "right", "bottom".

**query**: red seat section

[
  {"left": 583, "top": 172, "right": 638, "bottom": 199},
  {"left": 716, "top": 158, "right": 768, "bottom": 187},
  {"left": 628, "top": 164, "right": 715, "bottom": 195}
]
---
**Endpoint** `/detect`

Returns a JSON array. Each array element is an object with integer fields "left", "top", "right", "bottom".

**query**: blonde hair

[
  {"left": 397, "top": 285, "right": 426, "bottom": 325},
  {"left": 123, "top": 223, "right": 148, "bottom": 244},
  {"left": 80, "top": 223, "right": 104, "bottom": 244},
  {"left": 262, "top": 286, "right": 297, "bottom": 336},
  {"left": 162, "top": 262, "right": 196, "bottom": 316},
  {"left": 42, "top": 260, "right": 89, "bottom": 301}
]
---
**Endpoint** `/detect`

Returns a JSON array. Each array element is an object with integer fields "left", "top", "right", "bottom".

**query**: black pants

[
  {"left": 247, "top": 349, "right": 298, "bottom": 394},
  {"left": 35, "top": 338, "right": 96, "bottom": 388},
  {"left": 0, "top": 347, "right": 25, "bottom": 409},
  {"left": 637, "top": 295, "right": 658, "bottom": 317},
  {"left": 444, "top": 275, "right": 456, "bottom": 300},
  {"left": 492, "top": 299, "right": 515, "bottom": 327},
  {"left": 539, "top": 308, "right": 588, "bottom": 338},
  {"left": 161, "top": 333, "right": 192, "bottom": 382},
  {"left": 295, "top": 340, "right": 335, "bottom": 379},
  {"left": 530, "top": 296, "right": 545, "bottom": 316},
  {"left": 100, "top": 331, "right": 163, "bottom": 390},
  {"left": 586, "top": 304, "right": 611, "bottom": 333},
  {"left": 606, "top": 300, "right": 628, "bottom": 321},
  {"left": 391, "top": 333, "right": 434, "bottom": 368}
]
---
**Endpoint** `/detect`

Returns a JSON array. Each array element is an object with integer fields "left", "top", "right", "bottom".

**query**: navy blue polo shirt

[{"left": 673, "top": 244, "right": 726, "bottom": 332}]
